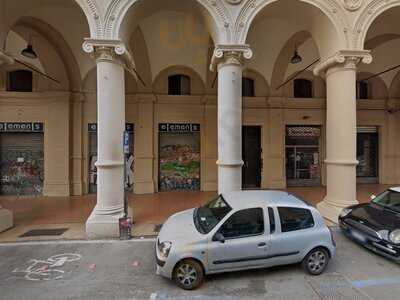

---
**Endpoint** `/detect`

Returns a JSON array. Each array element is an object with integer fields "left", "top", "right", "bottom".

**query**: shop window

[
  {"left": 242, "top": 77, "right": 255, "bottom": 97},
  {"left": 357, "top": 81, "right": 369, "bottom": 99},
  {"left": 7, "top": 70, "right": 33, "bottom": 92},
  {"left": 168, "top": 74, "right": 191, "bottom": 95},
  {"left": 294, "top": 79, "right": 313, "bottom": 98}
]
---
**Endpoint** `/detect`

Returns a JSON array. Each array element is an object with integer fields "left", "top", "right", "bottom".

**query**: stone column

[
  {"left": 314, "top": 50, "right": 372, "bottom": 222},
  {"left": 83, "top": 40, "right": 129, "bottom": 238},
  {"left": 211, "top": 45, "right": 252, "bottom": 194}
]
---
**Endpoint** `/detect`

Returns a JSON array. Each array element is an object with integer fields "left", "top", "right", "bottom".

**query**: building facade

[{"left": 1, "top": 0, "right": 400, "bottom": 237}]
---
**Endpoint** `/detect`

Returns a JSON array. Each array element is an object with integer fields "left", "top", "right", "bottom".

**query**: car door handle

[{"left": 257, "top": 242, "right": 267, "bottom": 247}]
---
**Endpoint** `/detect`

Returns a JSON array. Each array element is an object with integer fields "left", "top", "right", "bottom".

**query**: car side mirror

[
  {"left": 213, "top": 232, "right": 225, "bottom": 243},
  {"left": 370, "top": 194, "right": 376, "bottom": 200}
]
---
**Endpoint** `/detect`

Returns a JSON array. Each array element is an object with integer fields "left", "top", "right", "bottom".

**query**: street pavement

[{"left": 0, "top": 229, "right": 400, "bottom": 300}]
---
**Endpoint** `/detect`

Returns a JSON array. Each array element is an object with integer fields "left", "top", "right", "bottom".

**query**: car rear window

[{"left": 278, "top": 207, "right": 315, "bottom": 232}]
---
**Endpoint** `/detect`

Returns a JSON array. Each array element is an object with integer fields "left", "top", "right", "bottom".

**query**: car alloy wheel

[
  {"left": 302, "top": 248, "right": 329, "bottom": 275},
  {"left": 173, "top": 259, "right": 204, "bottom": 290}
]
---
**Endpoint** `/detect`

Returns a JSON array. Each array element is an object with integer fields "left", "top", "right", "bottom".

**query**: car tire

[
  {"left": 302, "top": 247, "right": 329, "bottom": 275},
  {"left": 173, "top": 259, "right": 204, "bottom": 290}
]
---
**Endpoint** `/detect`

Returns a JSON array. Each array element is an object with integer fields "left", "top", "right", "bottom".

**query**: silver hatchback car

[{"left": 156, "top": 190, "right": 335, "bottom": 289}]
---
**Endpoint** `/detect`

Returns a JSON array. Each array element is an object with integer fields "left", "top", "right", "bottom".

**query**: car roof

[
  {"left": 221, "top": 190, "right": 311, "bottom": 210},
  {"left": 389, "top": 187, "right": 400, "bottom": 193}
]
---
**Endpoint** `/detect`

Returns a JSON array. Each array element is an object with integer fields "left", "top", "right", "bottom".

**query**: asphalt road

[{"left": 0, "top": 229, "right": 400, "bottom": 300}]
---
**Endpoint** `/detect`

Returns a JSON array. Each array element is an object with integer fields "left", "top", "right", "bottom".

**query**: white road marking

[{"left": 149, "top": 292, "right": 158, "bottom": 300}]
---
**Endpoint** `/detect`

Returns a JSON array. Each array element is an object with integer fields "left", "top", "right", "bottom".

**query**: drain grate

[
  {"left": 19, "top": 228, "right": 68, "bottom": 237},
  {"left": 154, "top": 224, "right": 163, "bottom": 233},
  {"left": 307, "top": 273, "right": 370, "bottom": 300}
]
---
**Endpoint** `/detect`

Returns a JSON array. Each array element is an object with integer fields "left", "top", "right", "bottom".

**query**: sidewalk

[
  {"left": 0, "top": 230, "right": 399, "bottom": 300},
  {"left": 0, "top": 185, "right": 390, "bottom": 242}
]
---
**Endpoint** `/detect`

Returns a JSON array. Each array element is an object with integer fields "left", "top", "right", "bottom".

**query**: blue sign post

[{"left": 120, "top": 131, "right": 132, "bottom": 240}]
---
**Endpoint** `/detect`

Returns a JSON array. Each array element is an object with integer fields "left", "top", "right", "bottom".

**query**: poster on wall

[{"left": 159, "top": 123, "right": 200, "bottom": 192}]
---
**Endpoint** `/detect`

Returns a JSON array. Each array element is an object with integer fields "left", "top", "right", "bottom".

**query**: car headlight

[
  {"left": 158, "top": 241, "right": 172, "bottom": 259},
  {"left": 339, "top": 208, "right": 352, "bottom": 218},
  {"left": 389, "top": 230, "right": 400, "bottom": 244}
]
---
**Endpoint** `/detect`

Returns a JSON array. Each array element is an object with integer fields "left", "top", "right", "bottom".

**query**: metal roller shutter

[{"left": 0, "top": 133, "right": 44, "bottom": 195}]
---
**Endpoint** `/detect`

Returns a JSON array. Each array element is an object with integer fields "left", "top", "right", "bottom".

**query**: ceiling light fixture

[
  {"left": 290, "top": 45, "right": 302, "bottom": 64},
  {"left": 21, "top": 36, "right": 37, "bottom": 59}
]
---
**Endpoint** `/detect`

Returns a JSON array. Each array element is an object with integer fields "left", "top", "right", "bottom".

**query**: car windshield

[
  {"left": 372, "top": 190, "right": 400, "bottom": 213},
  {"left": 193, "top": 195, "right": 232, "bottom": 234}
]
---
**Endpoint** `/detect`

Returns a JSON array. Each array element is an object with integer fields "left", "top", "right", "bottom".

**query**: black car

[{"left": 339, "top": 187, "right": 400, "bottom": 262}]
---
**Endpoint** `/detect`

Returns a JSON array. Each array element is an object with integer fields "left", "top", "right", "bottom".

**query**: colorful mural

[{"left": 159, "top": 130, "right": 200, "bottom": 192}]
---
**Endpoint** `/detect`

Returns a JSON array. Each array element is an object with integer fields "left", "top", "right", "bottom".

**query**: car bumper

[
  {"left": 339, "top": 219, "right": 400, "bottom": 262},
  {"left": 155, "top": 245, "right": 175, "bottom": 279}
]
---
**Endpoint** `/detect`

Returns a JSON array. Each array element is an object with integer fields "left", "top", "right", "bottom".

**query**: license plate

[{"left": 351, "top": 230, "right": 366, "bottom": 243}]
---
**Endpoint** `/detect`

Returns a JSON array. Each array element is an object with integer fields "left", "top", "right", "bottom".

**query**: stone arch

[
  {"left": 282, "top": 70, "right": 325, "bottom": 98},
  {"left": 357, "top": 71, "right": 388, "bottom": 100},
  {"left": 242, "top": 68, "right": 270, "bottom": 97},
  {"left": 107, "top": 0, "right": 229, "bottom": 43},
  {"left": 129, "top": 27, "right": 152, "bottom": 93},
  {"left": 389, "top": 70, "right": 400, "bottom": 99},
  {"left": 10, "top": 17, "right": 83, "bottom": 92},
  {"left": 152, "top": 65, "right": 205, "bottom": 95},
  {"left": 354, "top": 1, "right": 400, "bottom": 49},
  {"left": 236, "top": 0, "right": 348, "bottom": 50},
  {"left": 364, "top": 34, "right": 400, "bottom": 50},
  {"left": 270, "top": 31, "right": 316, "bottom": 96},
  {"left": 74, "top": 0, "right": 103, "bottom": 38}
]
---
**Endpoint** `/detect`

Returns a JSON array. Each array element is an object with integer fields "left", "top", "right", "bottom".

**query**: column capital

[
  {"left": 82, "top": 38, "right": 144, "bottom": 86},
  {"left": 82, "top": 38, "right": 128, "bottom": 63},
  {"left": 210, "top": 44, "right": 253, "bottom": 71},
  {"left": 313, "top": 50, "right": 372, "bottom": 77}
]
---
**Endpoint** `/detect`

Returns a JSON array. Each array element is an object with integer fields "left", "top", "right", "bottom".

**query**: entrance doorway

[
  {"left": 0, "top": 123, "right": 44, "bottom": 195},
  {"left": 286, "top": 126, "right": 321, "bottom": 187},
  {"left": 88, "top": 123, "right": 134, "bottom": 194},
  {"left": 357, "top": 127, "right": 379, "bottom": 183},
  {"left": 242, "top": 126, "right": 262, "bottom": 189},
  {"left": 158, "top": 123, "right": 201, "bottom": 192}
]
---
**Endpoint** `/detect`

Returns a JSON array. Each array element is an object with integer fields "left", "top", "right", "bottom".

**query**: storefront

[
  {"left": 88, "top": 123, "right": 134, "bottom": 193},
  {"left": 285, "top": 126, "right": 321, "bottom": 187},
  {"left": 0, "top": 122, "right": 44, "bottom": 195},
  {"left": 158, "top": 123, "right": 201, "bottom": 192},
  {"left": 357, "top": 127, "right": 379, "bottom": 183}
]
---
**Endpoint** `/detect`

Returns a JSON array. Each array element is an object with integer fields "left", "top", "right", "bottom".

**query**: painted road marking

[
  {"left": 352, "top": 276, "right": 400, "bottom": 288},
  {"left": 12, "top": 253, "right": 82, "bottom": 281}
]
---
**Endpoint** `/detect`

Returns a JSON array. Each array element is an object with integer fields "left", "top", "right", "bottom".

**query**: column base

[
  {"left": 0, "top": 208, "right": 13, "bottom": 233},
  {"left": 86, "top": 210, "right": 124, "bottom": 239},
  {"left": 317, "top": 197, "right": 358, "bottom": 224}
]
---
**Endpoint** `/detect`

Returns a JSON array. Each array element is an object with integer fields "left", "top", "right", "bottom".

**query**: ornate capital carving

[
  {"left": 313, "top": 50, "right": 372, "bottom": 77},
  {"left": 82, "top": 38, "right": 127, "bottom": 63},
  {"left": 343, "top": 0, "right": 363, "bottom": 11},
  {"left": 210, "top": 44, "right": 253, "bottom": 71}
]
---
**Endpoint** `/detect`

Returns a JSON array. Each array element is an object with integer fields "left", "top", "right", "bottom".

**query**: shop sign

[
  {"left": 159, "top": 123, "right": 200, "bottom": 132},
  {"left": 88, "top": 123, "right": 134, "bottom": 133},
  {"left": 287, "top": 126, "right": 320, "bottom": 137},
  {"left": 0, "top": 122, "right": 44, "bottom": 132}
]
